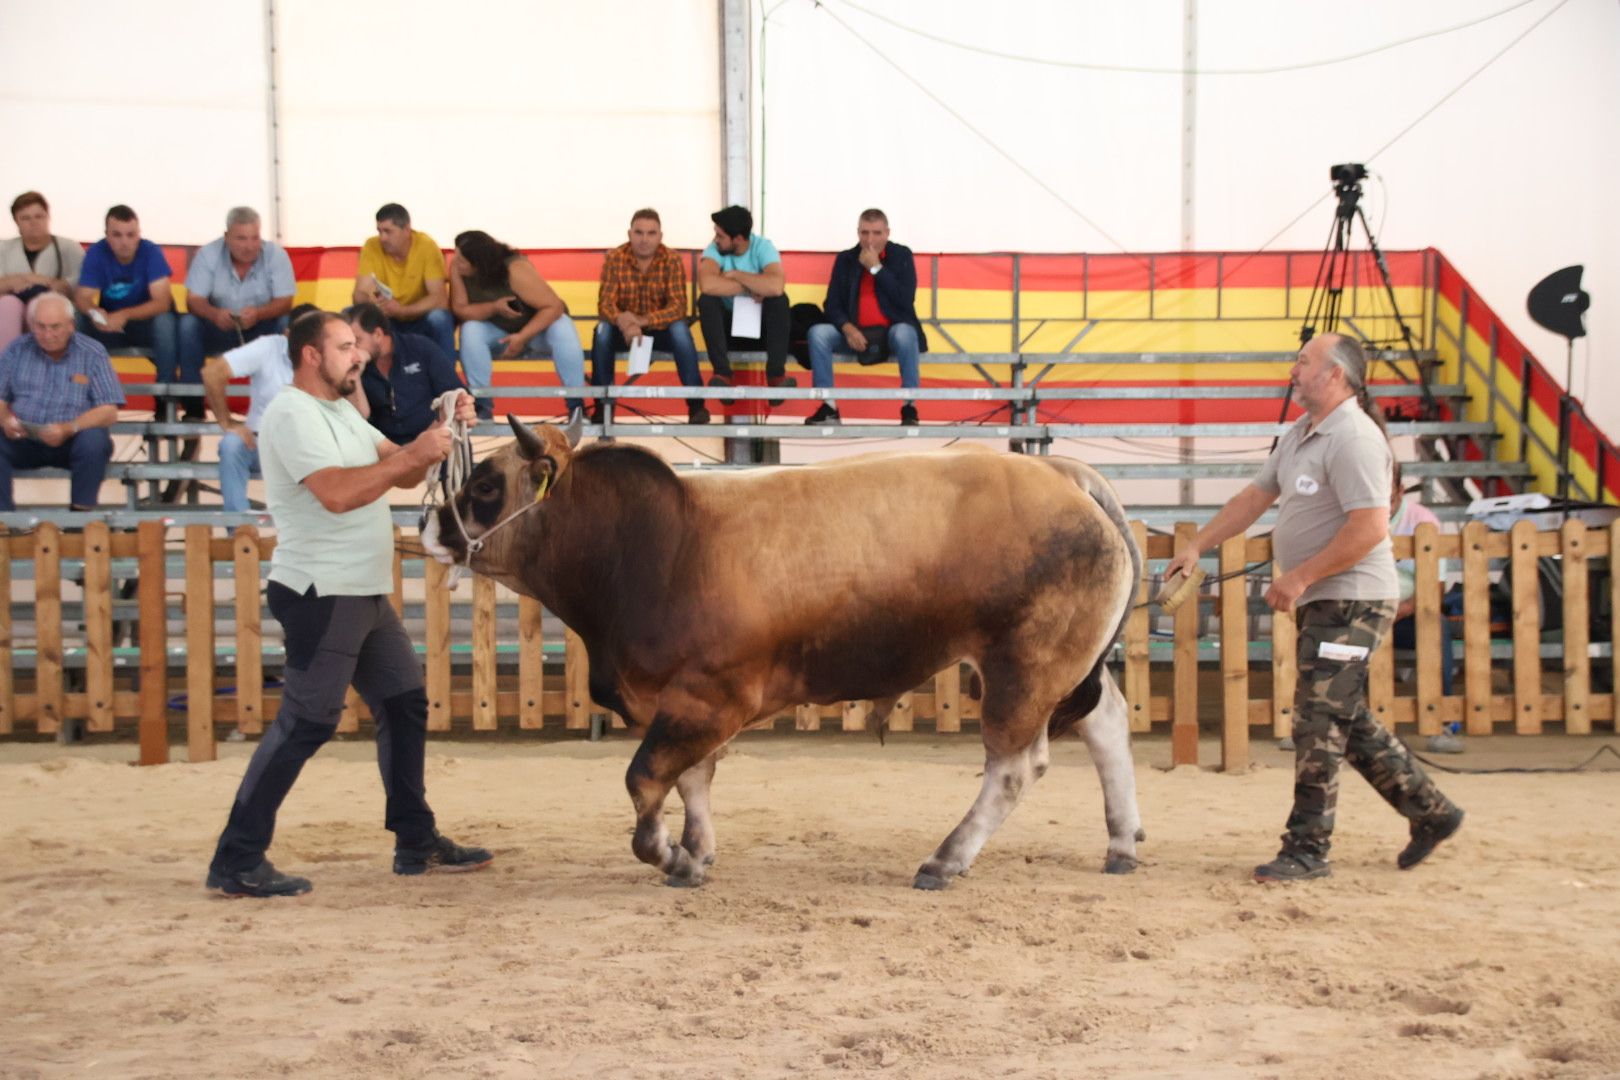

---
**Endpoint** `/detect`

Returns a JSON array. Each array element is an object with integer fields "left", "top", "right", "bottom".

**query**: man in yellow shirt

[{"left": 352, "top": 203, "right": 455, "bottom": 358}]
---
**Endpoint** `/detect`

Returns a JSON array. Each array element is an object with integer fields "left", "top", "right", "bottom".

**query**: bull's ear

[{"left": 508, "top": 415, "right": 547, "bottom": 460}]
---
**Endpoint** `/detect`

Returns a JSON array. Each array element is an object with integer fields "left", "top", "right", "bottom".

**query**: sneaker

[
  {"left": 708, "top": 374, "right": 736, "bottom": 405},
  {"left": 805, "top": 403, "right": 840, "bottom": 426},
  {"left": 1397, "top": 807, "right": 1464, "bottom": 870},
  {"left": 767, "top": 374, "right": 797, "bottom": 406},
  {"left": 1253, "top": 852, "right": 1330, "bottom": 883},
  {"left": 687, "top": 404, "right": 712, "bottom": 426},
  {"left": 206, "top": 859, "right": 312, "bottom": 898},
  {"left": 587, "top": 403, "right": 605, "bottom": 425},
  {"left": 899, "top": 404, "right": 919, "bottom": 426},
  {"left": 394, "top": 832, "right": 494, "bottom": 876}
]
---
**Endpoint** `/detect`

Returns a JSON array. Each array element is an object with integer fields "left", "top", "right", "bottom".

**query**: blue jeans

[
  {"left": 392, "top": 307, "right": 456, "bottom": 361},
  {"left": 807, "top": 322, "right": 920, "bottom": 401},
  {"left": 81, "top": 310, "right": 183, "bottom": 381},
  {"left": 459, "top": 318, "right": 585, "bottom": 417},
  {"left": 590, "top": 321, "right": 702, "bottom": 405},
  {"left": 0, "top": 428, "right": 114, "bottom": 509},
  {"left": 179, "top": 313, "right": 287, "bottom": 389},
  {"left": 219, "top": 430, "right": 261, "bottom": 512}
]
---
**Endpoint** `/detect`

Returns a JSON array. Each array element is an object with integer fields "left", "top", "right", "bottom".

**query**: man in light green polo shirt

[
  {"left": 1166, "top": 333, "right": 1463, "bottom": 883},
  {"left": 206, "top": 310, "right": 489, "bottom": 898}
]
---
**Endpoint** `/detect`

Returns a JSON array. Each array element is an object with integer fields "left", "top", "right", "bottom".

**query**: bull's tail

[{"left": 1045, "top": 460, "right": 1142, "bottom": 740}]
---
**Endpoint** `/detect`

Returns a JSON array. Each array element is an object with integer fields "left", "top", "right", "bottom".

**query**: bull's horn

[
  {"left": 507, "top": 414, "right": 546, "bottom": 460},
  {"left": 561, "top": 409, "right": 583, "bottom": 449}
]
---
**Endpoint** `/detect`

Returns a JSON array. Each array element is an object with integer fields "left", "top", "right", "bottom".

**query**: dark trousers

[
  {"left": 0, "top": 428, "right": 114, "bottom": 509},
  {"left": 590, "top": 321, "right": 703, "bottom": 408},
  {"left": 210, "top": 584, "right": 436, "bottom": 876},
  {"left": 697, "top": 293, "right": 790, "bottom": 379}
]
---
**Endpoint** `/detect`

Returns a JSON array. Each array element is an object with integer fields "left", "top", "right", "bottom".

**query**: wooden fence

[{"left": 0, "top": 519, "right": 1614, "bottom": 768}]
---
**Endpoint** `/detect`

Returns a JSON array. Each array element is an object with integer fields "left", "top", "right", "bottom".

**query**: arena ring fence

[{"left": 0, "top": 516, "right": 1612, "bottom": 769}]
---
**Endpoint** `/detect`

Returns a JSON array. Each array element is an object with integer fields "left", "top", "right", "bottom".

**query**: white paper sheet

[
  {"left": 627, "top": 334, "right": 654, "bottom": 376},
  {"left": 731, "top": 295, "right": 762, "bottom": 338},
  {"left": 1317, "top": 641, "right": 1370, "bottom": 662}
]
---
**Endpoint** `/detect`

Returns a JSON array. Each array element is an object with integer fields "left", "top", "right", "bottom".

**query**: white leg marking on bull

[
  {"left": 913, "top": 733, "right": 1044, "bottom": 890},
  {"left": 675, "top": 754, "right": 719, "bottom": 868},
  {"left": 1079, "top": 667, "right": 1144, "bottom": 874}
]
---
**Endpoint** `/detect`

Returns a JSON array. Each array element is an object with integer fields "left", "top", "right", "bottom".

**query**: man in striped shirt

[
  {"left": 590, "top": 208, "right": 705, "bottom": 424},
  {"left": 0, "top": 293, "right": 124, "bottom": 510}
]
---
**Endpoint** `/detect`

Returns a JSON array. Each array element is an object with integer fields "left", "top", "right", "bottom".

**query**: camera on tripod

[{"left": 1330, "top": 162, "right": 1368, "bottom": 187}]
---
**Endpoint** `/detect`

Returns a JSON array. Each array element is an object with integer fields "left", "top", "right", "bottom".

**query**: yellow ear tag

[{"left": 534, "top": 475, "right": 551, "bottom": 503}]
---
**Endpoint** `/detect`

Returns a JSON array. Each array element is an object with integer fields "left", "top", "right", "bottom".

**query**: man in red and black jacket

[{"left": 806, "top": 209, "right": 928, "bottom": 426}]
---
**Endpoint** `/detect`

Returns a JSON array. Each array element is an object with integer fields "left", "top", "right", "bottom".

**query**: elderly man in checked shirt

[
  {"left": 0, "top": 293, "right": 125, "bottom": 511},
  {"left": 589, "top": 208, "right": 706, "bottom": 424}
]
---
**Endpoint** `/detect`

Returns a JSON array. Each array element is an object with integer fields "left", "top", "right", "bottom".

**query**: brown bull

[{"left": 422, "top": 418, "right": 1145, "bottom": 888}]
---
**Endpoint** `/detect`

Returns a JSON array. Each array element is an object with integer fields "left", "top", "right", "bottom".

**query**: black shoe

[
  {"left": 1397, "top": 807, "right": 1464, "bottom": 870},
  {"left": 206, "top": 859, "right": 312, "bottom": 898},
  {"left": 899, "top": 404, "right": 919, "bottom": 426},
  {"left": 708, "top": 374, "right": 736, "bottom": 405},
  {"left": 1253, "top": 852, "right": 1330, "bottom": 883},
  {"left": 394, "top": 832, "right": 494, "bottom": 876},
  {"left": 805, "top": 403, "right": 840, "bottom": 426},
  {"left": 767, "top": 374, "right": 797, "bottom": 406},
  {"left": 587, "top": 404, "right": 604, "bottom": 425},
  {"left": 687, "top": 404, "right": 712, "bottom": 426}
]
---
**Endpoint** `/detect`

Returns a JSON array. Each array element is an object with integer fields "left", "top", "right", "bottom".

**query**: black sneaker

[
  {"left": 587, "top": 403, "right": 605, "bottom": 425},
  {"left": 687, "top": 404, "right": 712, "bottom": 426},
  {"left": 1253, "top": 852, "right": 1330, "bottom": 883},
  {"left": 394, "top": 832, "right": 494, "bottom": 876},
  {"left": 805, "top": 403, "right": 840, "bottom": 426},
  {"left": 767, "top": 374, "right": 797, "bottom": 406},
  {"left": 899, "top": 404, "right": 919, "bottom": 426},
  {"left": 708, "top": 374, "right": 736, "bottom": 405},
  {"left": 206, "top": 859, "right": 313, "bottom": 898},
  {"left": 1397, "top": 807, "right": 1464, "bottom": 870}
]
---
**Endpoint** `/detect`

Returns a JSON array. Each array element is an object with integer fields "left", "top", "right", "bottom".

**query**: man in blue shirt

[
  {"left": 696, "top": 205, "right": 796, "bottom": 407},
  {"left": 0, "top": 293, "right": 126, "bottom": 510},
  {"left": 348, "top": 303, "right": 466, "bottom": 445},
  {"left": 74, "top": 205, "right": 185, "bottom": 411},
  {"left": 179, "top": 206, "right": 296, "bottom": 405}
]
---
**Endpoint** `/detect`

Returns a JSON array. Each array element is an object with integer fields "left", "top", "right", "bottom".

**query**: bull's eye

[{"left": 472, "top": 480, "right": 499, "bottom": 498}]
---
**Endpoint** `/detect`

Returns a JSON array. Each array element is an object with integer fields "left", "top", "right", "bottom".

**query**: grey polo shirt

[
  {"left": 1255, "top": 396, "right": 1397, "bottom": 605},
  {"left": 184, "top": 237, "right": 296, "bottom": 311}
]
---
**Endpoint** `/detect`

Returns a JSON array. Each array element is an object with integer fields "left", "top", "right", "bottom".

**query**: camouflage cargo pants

[{"left": 1284, "top": 599, "right": 1457, "bottom": 860}]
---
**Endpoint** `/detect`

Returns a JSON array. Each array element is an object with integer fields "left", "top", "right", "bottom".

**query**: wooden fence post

[
  {"left": 1218, "top": 534, "right": 1248, "bottom": 771},
  {"left": 1510, "top": 520, "right": 1541, "bottom": 734},
  {"left": 889, "top": 691, "right": 914, "bottom": 732},
  {"left": 35, "top": 522, "right": 62, "bottom": 734},
  {"left": 233, "top": 526, "right": 264, "bottom": 735},
  {"left": 1413, "top": 521, "right": 1445, "bottom": 735},
  {"left": 1171, "top": 522, "right": 1199, "bottom": 766},
  {"left": 842, "top": 699, "right": 869, "bottom": 733},
  {"left": 518, "top": 595, "right": 544, "bottom": 729},
  {"left": 137, "top": 521, "right": 168, "bottom": 765},
  {"left": 1124, "top": 521, "right": 1151, "bottom": 733},
  {"left": 83, "top": 522, "right": 114, "bottom": 732},
  {"left": 1561, "top": 520, "right": 1590, "bottom": 734},
  {"left": 564, "top": 628, "right": 590, "bottom": 730},
  {"left": 184, "top": 525, "right": 215, "bottom": 761},
  {"left": 1461, "top": 520, "right": 1492, "bottom": 736},
  {"left": 935, "top": 663, "right": 961, "bottom": 733},
  {"left": 472, "top": 575, "right": 498, "bottom": 731},
  {"left": 424, "top": 558, "right": 452, "bottom": 731}
]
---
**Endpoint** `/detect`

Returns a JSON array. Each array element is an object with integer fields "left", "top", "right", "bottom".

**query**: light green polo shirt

[
  {"left": 1255, "top": 396, "right": 1398, "bottom": 605},
  {"left": 260, "top": 386, "right": 395, "bottom": 596}
]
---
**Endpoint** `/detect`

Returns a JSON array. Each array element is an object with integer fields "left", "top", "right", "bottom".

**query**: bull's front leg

[
  {"left": 675, "top": 752, "right": 720, "bottom": 869},
  {"left": 625, "top": 718, "right": 730, "bottom": 888},
  {"left": 1080, "top": 669, "right": 1145, "bottom": 874}
]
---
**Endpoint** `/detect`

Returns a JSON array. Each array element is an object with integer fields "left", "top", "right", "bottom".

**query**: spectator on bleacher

[
  {"left": 351, "top": 203, "right": 455, "bottom": 360},
  {"left": 1388, "top": 460, "right": 1457, "bottom": 696},
  {"left": 0, "top": 293, "right": 124, "bottom": 511},
  {"left": 179, "top": 206, "right": 295, "bottom": 411},
  {"left": 1, "top": 192, "right": 85, "bottom": 354},
  {"left": 805, "top": 209, "right": 926, "bottom": 427},
  {"left": 204, "top": 304, "right": 369, "bottom": 513},
  {"left": 591, "top": 208, "right": 705, "bottom": 425},
  {"left": 348, "top": 303, "right": 465, "bottom": 446},
  {"left": 449, "top": 230, "right": 584, "bottom": 422},
  {"left": 74, "top": 205, "right": 184, "bottom": 411},
  {"left": 697, "top": 205, "right": 796, "bottom": 408}
]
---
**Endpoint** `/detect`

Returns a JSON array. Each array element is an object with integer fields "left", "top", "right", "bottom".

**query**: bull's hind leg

[
  {"left": 625, "top": 717, "right": 733, "bottom": 888},
  {"left": 1079, "top": 668, "right": 1145, "bottom": 874},
  {"left": 914, "top": 722, "right": 1050, "bottom": 892},
  {"left": 675, "top": 752, "right": 720, "bottom": 868}
]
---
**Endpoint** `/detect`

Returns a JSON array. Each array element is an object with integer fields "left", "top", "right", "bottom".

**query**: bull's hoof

[
  {"left": 912, "top": 872, "right": 950, "bottom": 891},
  {"left": 1103, "top": 854, "right": 1139, "bottom": 875},
  {"left": 1135, "top": 827, "right": 1147, "bottom": 843},
  {"left": 665, "top": 872, "right": 704, "bottom": 888}
]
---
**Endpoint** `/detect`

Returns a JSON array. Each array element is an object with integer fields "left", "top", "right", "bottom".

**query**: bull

[{"left": 421, "top": 418, "right": 1145, "bottom": 889}]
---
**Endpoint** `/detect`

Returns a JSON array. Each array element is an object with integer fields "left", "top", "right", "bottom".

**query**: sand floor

[{"left": 2, "top": 731, "right": 1618, "bottom": 1079}]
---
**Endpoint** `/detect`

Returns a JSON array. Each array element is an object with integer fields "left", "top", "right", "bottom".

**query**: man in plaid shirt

[
  {"left": 590, "top": 208, "right": 706, "bottom": 424},
  {"left": 0, "top": 293, "right": 124, "bottom": 510}
]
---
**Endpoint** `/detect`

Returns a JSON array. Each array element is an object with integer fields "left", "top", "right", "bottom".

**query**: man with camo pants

[{"left": 1166, "top": 332, "right": 1463, "bottom": 882}]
